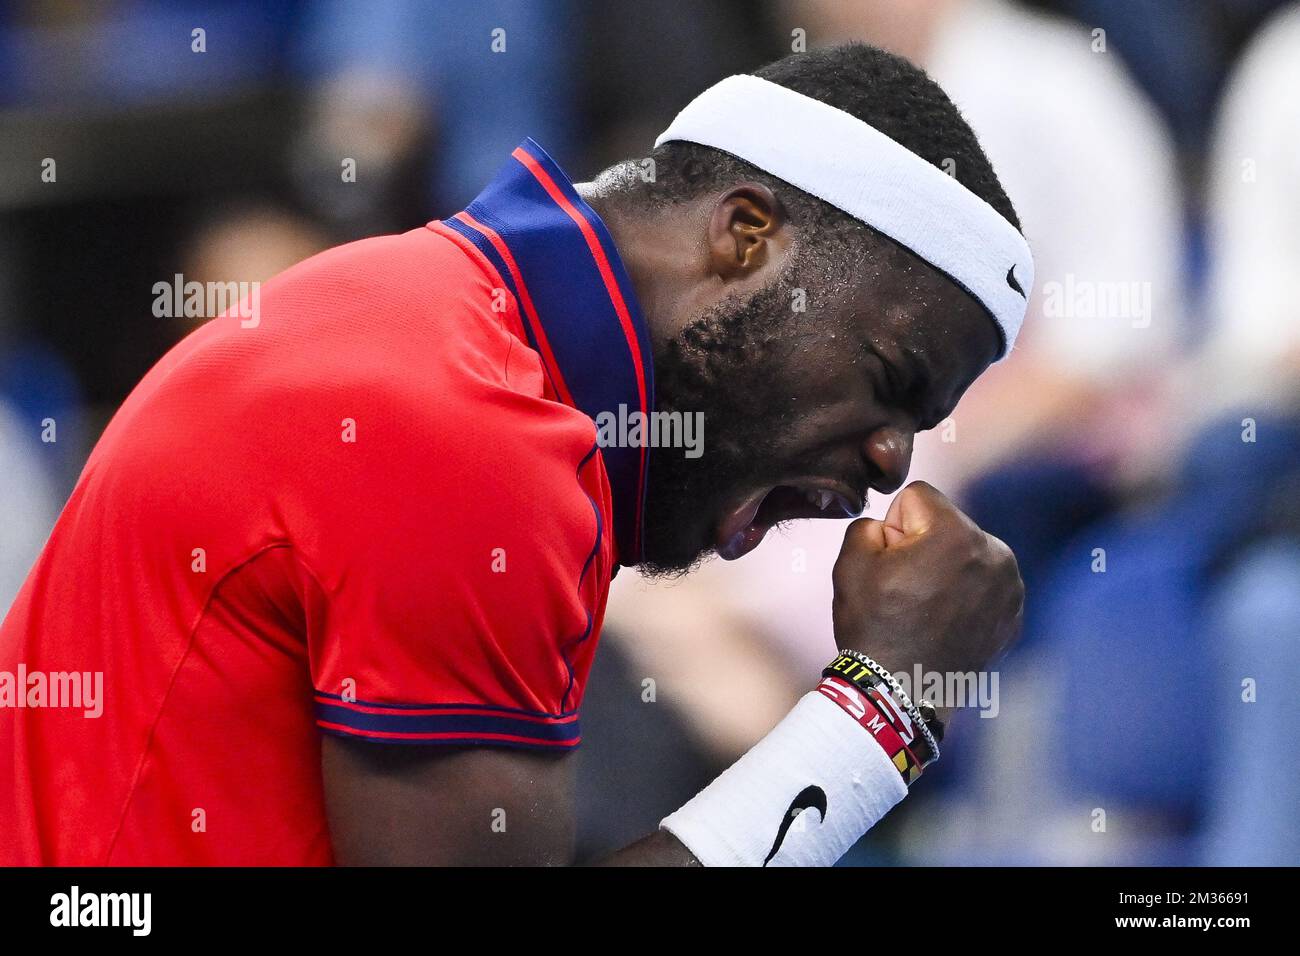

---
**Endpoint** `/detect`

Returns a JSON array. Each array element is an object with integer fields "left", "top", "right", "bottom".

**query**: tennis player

[{"left": 0, "top": 44, "right": 1028, "bottom": 866}]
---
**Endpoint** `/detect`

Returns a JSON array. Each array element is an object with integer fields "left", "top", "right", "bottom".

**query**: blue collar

[{"left": 440, "top": 139, "right": 656, "bottom": 565}]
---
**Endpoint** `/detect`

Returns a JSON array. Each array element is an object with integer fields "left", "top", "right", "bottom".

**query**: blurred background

[{"left": 1, "top": 0, "right": 1297, "bottom": 865}]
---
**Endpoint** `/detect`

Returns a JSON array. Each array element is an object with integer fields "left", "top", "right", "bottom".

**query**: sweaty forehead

[{"left": 845, "top": 237, "right": 1003, "bottom": 396}]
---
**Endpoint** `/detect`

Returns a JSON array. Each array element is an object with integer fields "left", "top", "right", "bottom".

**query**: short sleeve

[{"left": 292, "top": 350, "right": 613, "bottom": 751}]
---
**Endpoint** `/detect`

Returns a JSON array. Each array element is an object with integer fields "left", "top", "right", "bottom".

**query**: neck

[{"left": 577, "top": 179, "right": 699, "bottom": 354}]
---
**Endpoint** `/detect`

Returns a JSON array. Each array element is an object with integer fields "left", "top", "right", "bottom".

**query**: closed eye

[
  {"left": 864, "top": 346, "right": 902, "bottom": 404},
  {"left": 868, "top": 346, "right": 928, "bottom": 427}
]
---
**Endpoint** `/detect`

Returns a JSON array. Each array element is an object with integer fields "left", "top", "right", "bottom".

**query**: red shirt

[{"left": 0, "top": 140, "right": 655, "bottom": 865}]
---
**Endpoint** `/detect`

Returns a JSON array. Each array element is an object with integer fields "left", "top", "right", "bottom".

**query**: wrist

[
  {"left": 660, "top": 689, "right": 908, "bottom": 867},
  {"left": 823, "top": 649, "right": 945, "bottom": 769}
]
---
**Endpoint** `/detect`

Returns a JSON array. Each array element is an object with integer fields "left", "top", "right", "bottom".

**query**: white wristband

[{"left": 660, "top": 690, "right": 908, "bottom": 867}]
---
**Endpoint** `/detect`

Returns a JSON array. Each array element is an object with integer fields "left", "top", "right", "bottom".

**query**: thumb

[{"left": 882, "top": 481, "right": 949, "bottom": 542}]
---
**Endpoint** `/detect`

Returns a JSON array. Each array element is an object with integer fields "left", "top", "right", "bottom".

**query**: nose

[{"left": 863, "top": 426, "right": 914, "bottom": 495}]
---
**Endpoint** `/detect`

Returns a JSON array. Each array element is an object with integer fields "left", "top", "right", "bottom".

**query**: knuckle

[
  {"left": 986, "top": 531, "right": 1018, "bottom": 567},
  {"left": 972, "top": 532, "right": 1022, "bottom": 601},
  {"left": 958, "top": 526, "right": 990, "bottom": 564},
  {"left": 1005, "top": 555, "right": 1025, "bottom": 597},
  {"left": 837, "top": 518, "right": 885, "bottom": 566},
  {"left": 995, "top": 545, "right": 1025, "bottom": 610},
  {"left": 843, "top": 516, "right": 874, "bottom": 540}
]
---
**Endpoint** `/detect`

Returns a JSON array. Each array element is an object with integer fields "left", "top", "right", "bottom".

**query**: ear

[{"left": 706, "top": 183, "right": 790, "bottom": 281}]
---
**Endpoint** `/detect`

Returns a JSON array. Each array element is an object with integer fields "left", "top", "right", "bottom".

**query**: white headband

[{"left": 654, "top": 74, "right": 1033, "bottom": 355}]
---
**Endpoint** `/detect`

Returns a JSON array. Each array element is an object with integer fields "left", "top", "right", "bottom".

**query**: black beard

[{"left": 637, "top": 276, "right": 800, "bottom": 576}]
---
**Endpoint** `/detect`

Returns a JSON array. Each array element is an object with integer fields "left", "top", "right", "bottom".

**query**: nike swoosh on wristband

[{"left": 762, "top": 785, "right": 828, "bottom": 866}]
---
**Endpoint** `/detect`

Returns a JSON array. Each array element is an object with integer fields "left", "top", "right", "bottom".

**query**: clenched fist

[{"left": 832, "top": 481, "right": 1024, "bottom": 715}]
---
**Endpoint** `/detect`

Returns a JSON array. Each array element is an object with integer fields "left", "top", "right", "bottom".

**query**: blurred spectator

[
  {"left": 1041, "top": 0, "right": 1223, "bottom": 158},
  {"left": 180, "top": 203, "right": 331, "bottom": 330},
  {"left": 1199, "top": 540, "right": 1300, "bottom": 864},
  {"left": 1203, "top": 1, "right": 1300, "bottom": 414},
  {"left": 0, "top": 1, "right": 302, "bottom": 109},
  {"left": 0, "top": 401, "right": 57, "bottom": 617},
  {"left": 580, "top": 0, "right": 775, "bottom": 168},
  {"left": 1041, "top": 0, "right": 1293, "bottom": 161},
  {"left": 943, "top": 3, "right": 1300, "bottom": 865},
  {"left": 1192, "top": 2, "right": 1300, "bottom": 864},
  {"left": 293, "top": 0, "right": 580, "bottom": 214}
]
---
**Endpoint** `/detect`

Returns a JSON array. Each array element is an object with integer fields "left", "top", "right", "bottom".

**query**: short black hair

[{"left": 617, "top": 43, "right": 1020, "bottom": 263}]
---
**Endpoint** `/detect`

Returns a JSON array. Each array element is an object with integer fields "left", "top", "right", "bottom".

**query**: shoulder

[
  {"left": 259, "top": 232, "right": 611, "bottom": 586},
  {"left": 259, "top": 225, "right": 512, "bottom": 344}
]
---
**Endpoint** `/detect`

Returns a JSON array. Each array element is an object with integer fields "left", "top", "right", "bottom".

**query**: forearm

[
  {"left": 325, "top": 653, "right": 939, "bottom": 867},
  {"left": 594, "top": 830, "right": 702, "bottom": 866}
]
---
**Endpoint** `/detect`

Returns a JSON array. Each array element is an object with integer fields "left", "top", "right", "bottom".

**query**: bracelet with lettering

[
  {"left": 824, "top": 649, "right": 941, "bottom": 767},
  {"left": 816, "top": 676, "right": 923, "bottom": 785},
  {"left": 825, "top": 654, "right": 918, "bottom": 744}
]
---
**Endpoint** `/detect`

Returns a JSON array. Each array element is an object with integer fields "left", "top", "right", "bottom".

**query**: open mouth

[{"left": 714, "top": 480, "right": 863, "bottom": 560}]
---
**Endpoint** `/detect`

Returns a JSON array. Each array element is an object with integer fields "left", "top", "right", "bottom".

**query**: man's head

[{"left": 582, "top": 43, "right": 1021, "bottom": 574}]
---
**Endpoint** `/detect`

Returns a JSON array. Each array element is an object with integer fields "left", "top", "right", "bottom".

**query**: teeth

[
  {"left": 798, "top": 487, "right": 844, "bottom": 512},
  {"left": 802, "top": 488, "right": 834, "bottom": 511}
]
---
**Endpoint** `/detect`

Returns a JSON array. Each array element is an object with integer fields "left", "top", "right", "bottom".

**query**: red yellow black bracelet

[
  {"left": 822, "top": 649, "right": 942, "bottom": 767},
  {"left": 816, "top": 675, "right": 924, "bottom": 785}
]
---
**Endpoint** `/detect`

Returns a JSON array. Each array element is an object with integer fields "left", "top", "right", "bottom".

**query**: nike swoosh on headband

[{"left": 655, "top": 74, "right": 1035, "bottom": 357}]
